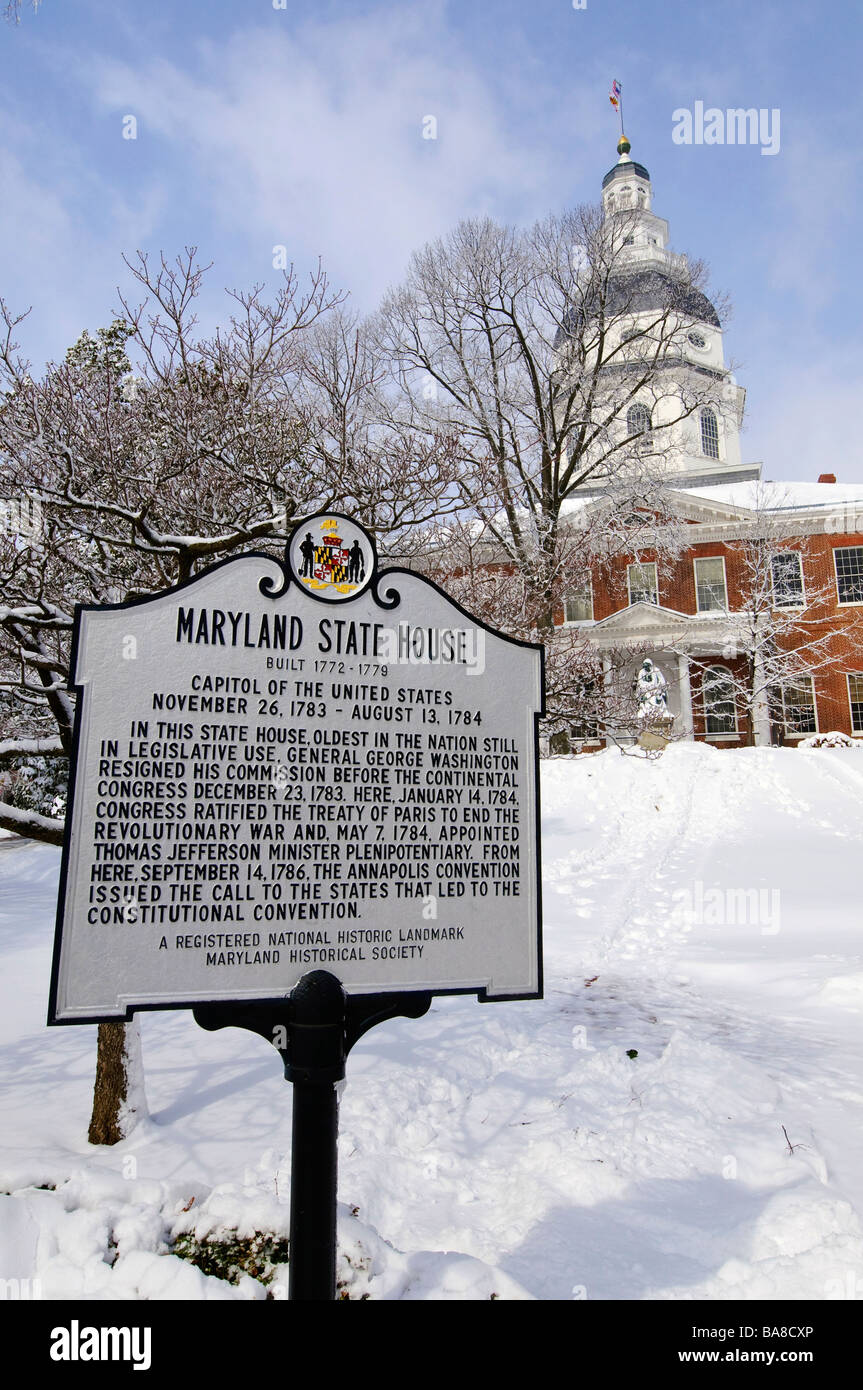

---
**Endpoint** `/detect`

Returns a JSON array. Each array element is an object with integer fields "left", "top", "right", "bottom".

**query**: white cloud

[
  {"left": 0, "top": 106, "right": 165, "bottom": 364},
  {"left": 0, "top": 5, "right": 625, "bottom": 361},
  {"left": 764, "top": 130, "right": 854, "bottom": 311},
  {"left": 84, "top": 6, "right": 560, "bottom": 308}
]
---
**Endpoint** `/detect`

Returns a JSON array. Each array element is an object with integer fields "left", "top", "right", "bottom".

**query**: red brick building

[{"left": 560, "top": 479, "right": 863, "bottom": 746}]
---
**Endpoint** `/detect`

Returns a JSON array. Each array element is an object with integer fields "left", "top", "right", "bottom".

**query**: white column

[
  {"left": 601, "top": 657, "right": 612, "bottom": 747},
  {"left": 677, "top": 652, "right": 694, "bottom": 740}
]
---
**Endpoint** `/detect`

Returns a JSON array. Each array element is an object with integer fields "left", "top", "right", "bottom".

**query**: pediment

[{"left": 593, "top": 601, "right": 694, "bottom": 633}]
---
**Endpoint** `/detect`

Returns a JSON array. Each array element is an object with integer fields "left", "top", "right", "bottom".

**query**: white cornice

[{"left": 585, "top": 600, "right": 745, "bottom": 650}]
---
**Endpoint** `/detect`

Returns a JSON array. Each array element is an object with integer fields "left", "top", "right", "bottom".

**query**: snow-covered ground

[{"left": 1, "top": 743, "right": 862, "bottom": 1300}]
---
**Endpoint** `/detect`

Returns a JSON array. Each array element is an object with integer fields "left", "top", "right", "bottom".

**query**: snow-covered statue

[{"left": 634, "top": 658, "right": 669, "bottom": 721}]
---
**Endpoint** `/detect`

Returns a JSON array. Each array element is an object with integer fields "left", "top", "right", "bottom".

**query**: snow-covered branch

[
  {"left": 0, "top": 800, "right": 64, "bottom": 845},
  {"left": 0, "top": 736, "right": 65, "bottom": 761}
]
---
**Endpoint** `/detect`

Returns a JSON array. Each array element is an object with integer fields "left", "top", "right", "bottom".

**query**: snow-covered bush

[
  {"left": 171, "top": 1229, "right": 290, "bottom": 1291},
  {"left": 798, "top": 731, "right": 863, "bottom": 749},
  {"left": 0, "top": 754, "right": 68, "bottom": 816}
]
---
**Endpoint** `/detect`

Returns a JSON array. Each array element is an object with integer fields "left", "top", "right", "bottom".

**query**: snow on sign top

[{"left": 48, "top": 515, "right": 545, "bottom": 1023}]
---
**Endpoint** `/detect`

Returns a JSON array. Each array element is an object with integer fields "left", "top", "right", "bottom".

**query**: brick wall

[{"left": 558, "top": 528, "right": 863, "bottom": 740}]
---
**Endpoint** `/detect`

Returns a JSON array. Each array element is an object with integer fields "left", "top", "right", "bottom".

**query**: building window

[
  {"left": 834, "top": 547, "right": 863, "bottom": 604},
  {"left": 781, "top": 676, "right": 817, "bottom": 736},
  {"left": 848, "top": 675, "right": 863, "bottom": 733},
  {"left": 626, "top": 403, "right": 651, "bottom": 436},
  {"left": 703, "top": 665, "right": 737, "bottom": 735},
  {"left": 570, "top": 704, "right": 599, "bottom": 741},
  {"left": 627, "top": 562, "right": 658, "bottom": 605},
  {"left": 771, "top": 551, "right": 805, "bottom": 607},
  {"left": 694, "top": 556, "right": 728, "bottom": 612},
  {"left": 700, "top": 407, "right": 720, "bottom": 459},
  {"left": 564, "top": 581, "right": 593, "bottom": 624}
]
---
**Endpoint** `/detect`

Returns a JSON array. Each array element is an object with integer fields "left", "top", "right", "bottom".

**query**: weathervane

[{"left": 609, "top": 78, "right": 630, "bottom": 157}]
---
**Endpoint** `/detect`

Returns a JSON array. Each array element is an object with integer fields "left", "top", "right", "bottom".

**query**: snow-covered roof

[{"left": 679, "top": 481, "right": 863, "bottom": 512}]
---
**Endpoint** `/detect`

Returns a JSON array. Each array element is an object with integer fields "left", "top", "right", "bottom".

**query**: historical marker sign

[{"left": 49, "top": 515, "right": 544, "bottom": 1024}]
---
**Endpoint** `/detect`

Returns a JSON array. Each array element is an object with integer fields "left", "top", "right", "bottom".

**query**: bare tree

[
  {"left": 0, "top": 253, "right": 457, "bottom": 1142},
  {"left": 0, "top": 253, "right": 459, "bottom": 830},
  {"left": 419, "top": 492, "right": 689, "bottom": 739},
  {"left": 296, "top": 307, "right": 462, "bottom": 560},
  {"left": 376, "top": 204, "right": 728, "bottom": 725}
]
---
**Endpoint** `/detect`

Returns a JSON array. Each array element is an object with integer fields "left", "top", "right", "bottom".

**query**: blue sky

[{"left": 2, "top": 0, "right": 861, "bottom": 481}]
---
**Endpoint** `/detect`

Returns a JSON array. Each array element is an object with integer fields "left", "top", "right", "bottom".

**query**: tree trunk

[
  {"left": 88, "top": 1017, "right": 147, "bottom": 1146},
  {"left": 87, "top": 575, "right": 151, "bottom": 1147}
]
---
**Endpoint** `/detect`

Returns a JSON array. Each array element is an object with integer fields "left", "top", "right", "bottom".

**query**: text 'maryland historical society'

[{"left": 50, "top": 515, "right": 543, "bottom": 1022}]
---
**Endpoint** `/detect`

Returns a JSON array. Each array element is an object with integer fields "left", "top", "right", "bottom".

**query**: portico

[{"left": 587, "top": 600, "right": 762, "bottom": 744}]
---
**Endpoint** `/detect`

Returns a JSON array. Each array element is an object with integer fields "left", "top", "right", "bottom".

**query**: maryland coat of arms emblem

[{"left": 288, "top": 514, "right": 374, "bottom": 602}]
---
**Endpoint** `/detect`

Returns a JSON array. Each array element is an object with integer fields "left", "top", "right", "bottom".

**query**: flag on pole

[{"left": 609, "top": 79, "right": 622, "bottom": 110}]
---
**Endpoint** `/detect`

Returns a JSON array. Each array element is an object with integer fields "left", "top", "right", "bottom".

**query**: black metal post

[
  {"left": 285, "top": 971, "right": 347, "bottom": 1302},
  {"left": 193, "top": 973, "right": 431, "bottom": 1302},
  {"left": 288, "top": 1073, "right": 339, "bottom": 1300}
]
